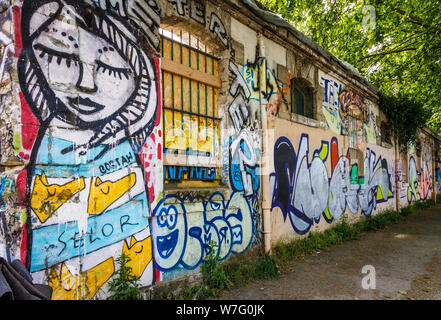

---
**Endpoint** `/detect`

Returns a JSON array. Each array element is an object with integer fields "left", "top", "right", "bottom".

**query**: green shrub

[
  {"left": 107, "top": 253, "right": 142, "bottom": 300},
  {"left": 201, "top": 241, "right": 232, "bottom": 295},
  {"left": 400, "top": 206, "right": 413, "bottom": 216},
  {"left": 223, "top": 254, "right": 278, "bottom": 287}
]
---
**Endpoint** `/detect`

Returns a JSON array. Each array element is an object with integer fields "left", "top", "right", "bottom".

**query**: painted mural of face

[
  {"left": 18, "top": 0, "right": 159, "bottom": 275},
  {"left": 19, "top": 0, "right": 158, "bottom": 150},
  {"left": 30, "top": 4, "right": 135, "bottom": 124}
]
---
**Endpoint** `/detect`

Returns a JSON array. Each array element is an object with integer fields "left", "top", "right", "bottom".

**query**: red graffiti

[
  {"left": 330, "top": 137, "right": 339, "bottom": 174},
  {"left": 138, "top": 55, "right": 162, "bottom": 204},
  {"left": 139, "top": 133, "right": 162, "bottom": 204},
  {"left": 19, "top": 92, "right": 39, "bottom": 155},
  {"left": 20, "top": 218, "right": 27, "bottom": 266},
  {"left": 419, "top": 164, "right": 433, "bottom": 200},
  {"left": 13, "top": 5, "right": 23, "bottom": 58},
  {"left": 16, "top": 169, "right": 27, "bottom": 205}
]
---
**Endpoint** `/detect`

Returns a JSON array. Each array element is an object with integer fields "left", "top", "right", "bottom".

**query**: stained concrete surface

[{"left": 217, "top": 206, "right": 441, "bottom": 300}]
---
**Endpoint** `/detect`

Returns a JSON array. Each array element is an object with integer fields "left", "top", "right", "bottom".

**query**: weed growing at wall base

[
  {"left": 273, "top": 200, "right": 434, "bottom": 268},
  {"left": 201, "top": 241, "right": 232, "bottom": 295},
  {"left": 170, "top": 244, "right": 278, "bottom": 300},
  {"left": 107, "top": 253, "right": 142, "bottom": 300},
  {"left": 222, "top": 253, "right": 278, "bottom": 288}
]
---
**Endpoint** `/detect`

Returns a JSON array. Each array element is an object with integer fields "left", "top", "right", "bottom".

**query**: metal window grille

[
  {"left": 348, "top": 112, "right": 359, "bottom": 149},
  {"left": 160, "top": 28, "right": 221, "bottom": 183}
]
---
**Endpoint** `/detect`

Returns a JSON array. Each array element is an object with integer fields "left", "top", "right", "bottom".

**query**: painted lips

[
  {"left": 156, "top": 229, "right": 179, "bottom": 259},
  {"left": 67, "top": 97, "right": 105, "bottom": 115}
]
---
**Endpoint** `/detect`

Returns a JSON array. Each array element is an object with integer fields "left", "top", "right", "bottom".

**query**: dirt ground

[{"left": 216, "top": 206, "right": 441, "bottom": 300}]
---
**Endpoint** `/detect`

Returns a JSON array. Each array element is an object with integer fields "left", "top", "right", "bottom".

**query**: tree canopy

[{"left": 257, "top": 0, "right": 441, "bottom": 134}]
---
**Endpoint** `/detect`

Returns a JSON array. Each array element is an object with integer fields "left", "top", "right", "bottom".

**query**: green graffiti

[
  {"left": 318, "top": 142, "right": 329, "bottom": 161},
  {"left": 350, "top": 165, "right": 359, "bottom": 184},
  {"left": 350, "top": 165, "right": 364, "bottom": 184},
  {"left": 13, "top": 133, "right": 21, "bottom": 154}
]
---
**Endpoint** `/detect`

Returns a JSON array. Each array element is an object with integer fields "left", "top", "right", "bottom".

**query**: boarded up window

[
  {"left": 347, "top": 113, "right": 362, "bottom": 149},
  {"left": 160, "top": 28, "right": 221, "bottom": 187}
]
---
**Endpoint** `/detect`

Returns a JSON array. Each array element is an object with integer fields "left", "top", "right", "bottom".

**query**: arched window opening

[{"left": 291, "top": 78, "right": 314, "bottom": 119}]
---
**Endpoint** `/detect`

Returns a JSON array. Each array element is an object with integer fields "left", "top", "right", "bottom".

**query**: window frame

[
  {"left": 290, "top": 78, "right": 315, "bottom": 119},
  {"left": 380, "top": 121, "right": 392, "bottom": 144},
  {"left": 159, "top": 27, "right": 222, "bottom": 187}
]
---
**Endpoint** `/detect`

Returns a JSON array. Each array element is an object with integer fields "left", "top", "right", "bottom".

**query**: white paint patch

[
  {"left": 262, "top": 36, "right": 286, "bottom": 71},
  {"left": 230, "top": 17, "right": 257, "bottom": 63}
]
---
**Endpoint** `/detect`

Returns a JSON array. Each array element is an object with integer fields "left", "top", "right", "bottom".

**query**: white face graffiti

[
  {"left": 151, "top": 201, "right": 187, "bottom": 271},
  {"left": 31, "top": 5, "right": 136, "bottom": 124}
]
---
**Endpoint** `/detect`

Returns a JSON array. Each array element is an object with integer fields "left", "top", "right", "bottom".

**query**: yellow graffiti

[
  {"left": 322, "top": 105, "right": 342, "bottom": 135},
  {"left": 376, "top": 186, "right": 394, "bottom": 201},
  {"left": 242, "top": 59, "right": 278, "bottom": 101},
  {"left": 31, "top": 173, "right": 85, "bottom": 223},
  {"left": 163, "top": 110, "right": 219, "bottom": 155},
  {"left": 88, "top": 173, "right": 136, "bottom": 215},
  {"left": 122, "top": 236, "right": 152, "bottom": 279},
  {"left": 408, "top": 142, "right": 416, "bottom": 155},
  {"left": 48, "top": 258, "right": 114, "bottom": 300},
  {"left": 364, "top": 122, "right": 377, "bottom": 145},
  {"left": 323, "top": 205, "right": 333, "bottom": 221},
  {"left": 176, "top": 179, "right": 220, "bottom": 188}
]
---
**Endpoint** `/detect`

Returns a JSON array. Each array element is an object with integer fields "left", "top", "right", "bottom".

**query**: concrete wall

[
  {"left": 0, "top": 0, "right": 439, "bottom": 300},
  {"left": 268, "top": 117, "right": 397, "bottom": 244},
  {"left": 397, "top": 131, "right": 440, "bottom": 208}
]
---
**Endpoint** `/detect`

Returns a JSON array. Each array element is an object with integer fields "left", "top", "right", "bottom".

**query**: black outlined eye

[
  {"left": 33, "top": 43, "right": 79, "bottom": 68},
  {"left": 95, "top": 60, "right": 130, "bottom": 79}
]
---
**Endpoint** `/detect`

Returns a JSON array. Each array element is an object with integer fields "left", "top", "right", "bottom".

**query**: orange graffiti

[{"left": 267, "top": 72, "right": 293, "bottom": 117}]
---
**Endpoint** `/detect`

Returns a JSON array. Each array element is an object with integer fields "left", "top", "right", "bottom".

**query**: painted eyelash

[
  {"left": 34, "top": 44, "right": 79, "bottom": 68},
  {"left": 96, "top": 60, "right": 130, "bottom": 80},
  {"left": 38, "top": 51, "right": 78, "bottom": 68},
  {"left": 34, "top": 44, "right": 130, "bottom": 80}
]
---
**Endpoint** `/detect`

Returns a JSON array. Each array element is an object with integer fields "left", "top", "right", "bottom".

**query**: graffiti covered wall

[
  {"left": 14, "top": 0, "right": 162, "bottom": 299},
  {"left": 0, "top": 0, "right": 265, "bottom": 299},
  {"left": 0, "top": 0, "right": 440, "bottom": 300},
  {"left": 398, "top": 134, "right": 436, "bottom": 207},
  {"left": 269, "top": 118, "right": 397, "bottom": 240}
]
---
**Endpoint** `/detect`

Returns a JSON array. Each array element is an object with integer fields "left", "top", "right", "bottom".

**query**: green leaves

[
  {"left": 107, "top": 253, "right": 142, "bottom": 300},
  {"left": 379, "top": 92, "right": 428, "bottom": 145},
  {"left": 201, "top": 241, "right": 232, "bottom": 294},
  {"left": 257, "top": 0, "right": 441, "bottom": 134}
]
